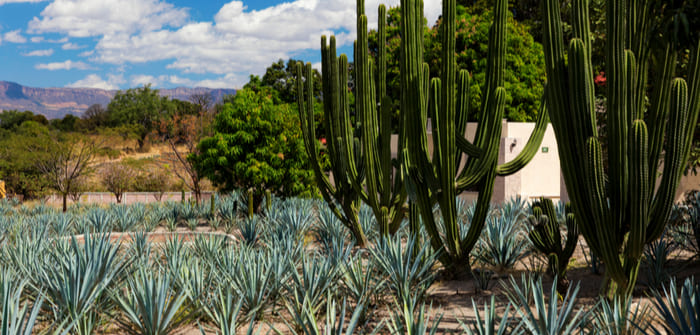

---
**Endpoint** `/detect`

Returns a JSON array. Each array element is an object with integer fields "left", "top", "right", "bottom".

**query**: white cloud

[
  {"left": 47, "top": 37, "right": 68, "bottom": 43},
  {"left": 67, "top": 73, "right": 124, "bottom": 90},
  {"left": 3, "top": 30, "right": 27, "bottom": 43},
  {"left": 28, "top": 0, "right": 189, "bottom": 37},
  {"left": 30, "top": 36, "right": 44, "bottom": 43},
  {"left": 35, "top": 60, "right": 92, "bottom": 70},
  {"left": 62, "top": 42, "right": 85, "bottom": 50},
  {"left": 130, "top": 74, "right": 158, "bottom": 87},
  {"left": 25, "top": 0, "right": 441, "bottom": 89},
  {"left": 130, "top": 74, "right": 196, "bottom": 87},
  {"left": 22, "top": 48, "right": 54, "bottom": 56},
  {"left": 85, "top": 0, "right": 440, "bottom": 88},
  {"left": 0, "top": 0, "right": 47, "bottom": 5}
]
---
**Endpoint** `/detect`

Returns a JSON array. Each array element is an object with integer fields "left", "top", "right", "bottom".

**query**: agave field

[{"left": 0, "top": 193, "right": 698, "bottom": 334}]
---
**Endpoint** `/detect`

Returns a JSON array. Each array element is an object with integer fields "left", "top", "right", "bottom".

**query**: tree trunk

[{"left": 62, "top": 193, "right": 68, "bottom": 213}]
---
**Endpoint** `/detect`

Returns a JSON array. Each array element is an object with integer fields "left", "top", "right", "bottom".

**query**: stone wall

[{"left": 45, "top": 192, "right": 214, "bottom": 205}]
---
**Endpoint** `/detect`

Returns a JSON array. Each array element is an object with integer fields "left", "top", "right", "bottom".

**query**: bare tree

[
  {"left": 158, "top": 112, "right": 210, "bottom": 204},
  {"left": 31, "top": 135, "right": 98, "bottom": 212},
  {"left": 101, "top": 162, "right": 135, "bottom": 204},
  {"left": 137, "top": 168, "right": 171, "bottom": 201},
  {"left": 68, "top": 176, "right": 89, "bottom": 203},
  {"left": 189, "top": 92, "right": 214, "bottom": 114}
]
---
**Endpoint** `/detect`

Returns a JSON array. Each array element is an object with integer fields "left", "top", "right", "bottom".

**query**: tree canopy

[
  {"left": 191, "top": 86, "right": 314, "bottom": 210},
  {"left": 368, "top": 6, "right": 546, "bottom": 122},
  {"left": 106, "top": 85, "right": 176, "bottom": 150}
]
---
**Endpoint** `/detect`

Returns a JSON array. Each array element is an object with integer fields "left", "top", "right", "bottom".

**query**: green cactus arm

[
  {"left": 459, "top": 168, "right": 496, "bottom": 256},
  {"left": 580, "top": 137, "right": 607, "bottom": 263},
  {"left": 457, "top": 137, "right": 483, "bottom": 158},
  {"left": 626, "top": 120, "right": 649, "bottom": 260},
  {"left": 682, "top": 40, "right": 700, "bottom": 164},
  {"left": 496, "top": 88, "right": 549, "bottom": 176},
  {"left": 456, "top": 87, "right": 506, "bottom": 192},
  {"left": 454, "top": 69, "right": 479, "bottom": 161},
  {"left": 585, "top": 137, "right": 626, "bottom": 285},
  {"left": 647, "top": 78, "right": 691, "bottom": 242},
  {"left": 647, "top": 45, "right": 677, "bottom": 184},
  {"left": 296, "top": 62, "right": 336, "bottom": 197},
  {"left": 335, "top": 52, "right": 366, "bottom": 197},
  {"left": 605, "top": 0, "right": 629, "bottom": 235},
  {"left": 458, "top": 0, "right": 506, "bottom": 184},
  {"left": 356, "top": 12, "right": 381, "bottom": 209},
  {"left": 567, "top": 38, "right": 596, "bottom": 151},
  {"left": 455, "top": 70, "right": 472, "bottom": 166},
  {"left": 561, "top": 213, "right": 579, "bottom": 264},
  {"left": 571, "top": 0, "right": 595, "bottom": 116}
]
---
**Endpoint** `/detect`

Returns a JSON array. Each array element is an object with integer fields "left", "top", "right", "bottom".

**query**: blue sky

[{"left": 0, "top": 0, "right": 440, "bottom": 90}]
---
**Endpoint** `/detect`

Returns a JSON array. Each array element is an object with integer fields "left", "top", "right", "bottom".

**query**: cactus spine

[
  {"left": 542, "top": 0, "right": 700, "bottom": 295},
  {"left": 401, "top": 0, "right": 548, "bottom": 273},
  {"left": 297, "top": 1, "right": 408, "bottom": 245},
  {"left": 527, "top": 199, "right": 579, "bottom": 283}
]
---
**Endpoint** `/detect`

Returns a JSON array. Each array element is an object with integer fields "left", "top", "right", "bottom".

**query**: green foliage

[
  {"left": 258, "top": 59, "right": 322, "bottom": 104},
  {"left": 0, "top": 110, "right": 48, "bottom": 130},
  {"left": 115, "top": 269, "right": 191, "bottom": 335},
  {"left": 106, "top": 85, "right": 175, "bottom": 149},
  {"left": 505, "top": 274, "right": 589, "bottom": 335},
  {"left": 652, "top": 277, "right": 700, "bottom": 335},
  {"left": 425, "top": 8, "right": 546, "bottom": 121},
  {"left": 368, "top": 6, "right": 546, "bottom": 122},
  {"left": 192, "top": 87, "right": 314, "bottom": 211},
  {"left": 0, "top": 121, "right": 52, "bottom": 199}
]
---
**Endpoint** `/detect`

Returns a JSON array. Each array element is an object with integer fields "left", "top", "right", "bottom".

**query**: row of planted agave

[{"left": 0, "top": 193, "right": 698, "bottom": 334}]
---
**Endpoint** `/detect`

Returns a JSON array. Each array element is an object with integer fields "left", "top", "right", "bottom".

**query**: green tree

[
  {"left": 259, "top": 59, "right": 322, "bottom": 104},
  {"left": 191, "top": 87, "right": 314, "bottom": 211},
  {"left": 0, "top": 110, "right": 48, "bottom": 130},
  {"left": 106, "top": 85, "right": 175, "bottom": 150},
  {"left": 368, "top": 6, "right": 545, "bottom": 122},
  {"left": 0, "top": 121, "right": 53, "bottom": 199},
  {"left": 50, "top": 114, "right": 81, "bottom": 132}
]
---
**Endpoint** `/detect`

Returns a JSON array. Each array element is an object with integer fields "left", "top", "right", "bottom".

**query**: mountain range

[{"left": 0, "top": 81, "right": 236, "bottom": 119}]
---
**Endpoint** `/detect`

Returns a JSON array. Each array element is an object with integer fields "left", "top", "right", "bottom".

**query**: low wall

[{"left": 45, "top": 192, "right": 215, "bottom": 205}]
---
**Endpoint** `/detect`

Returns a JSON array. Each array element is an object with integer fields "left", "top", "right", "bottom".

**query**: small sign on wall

[{"left": 541, "top": 147, "right": 549, "bottom": 153}]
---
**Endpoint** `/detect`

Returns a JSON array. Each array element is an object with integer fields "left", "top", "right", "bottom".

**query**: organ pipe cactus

[
  {"left": 541, "top": 0, "right": 700, "bottom": 295},
  {"left": 400, "top": 0, "right": 548, "bottom": 273},
  {"left": 296, "top": 1, "right": 408, "bottom": 245},
  {"left": 527, "top": 198, "right": 579, "bottom": 283}
]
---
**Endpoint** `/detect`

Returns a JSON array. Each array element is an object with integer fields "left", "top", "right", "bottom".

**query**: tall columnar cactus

[
  {"left": 400, "top": 0, "right": 548, "bottom": 273},
  {"left": 296, "top": 1, "right": 408, "bottom": 245},
  {"left": 542, "top": 0, "right": 700, "bottom": 295},
  {"left": 527, "top": 198, "right": 579, "bottom": 282}
]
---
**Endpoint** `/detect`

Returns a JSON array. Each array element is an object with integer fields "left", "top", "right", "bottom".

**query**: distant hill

[{"left": 0, "top": 81, "right": 236, "bottom": 119}]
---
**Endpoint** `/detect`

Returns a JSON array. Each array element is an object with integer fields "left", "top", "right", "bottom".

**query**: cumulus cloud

[
  {"left": 28, "top": 0, "right": 188, "bottom": 37},
  {"left": 62, "top": 42, "right": 85, "bottom": 50},
  {"left": 23, "top": 48, "right": 54, "bottom": 56},
  {"left": 4, "top": 30, "right": 27, "bottom": 43},
  {"left": 130, "top": 74, "right": 196, "bottom": 87},
  {"left": 35, "top": 60, "right": 92, "bottom": 70},
  {"left": 24, "top": 0, "right": 441, "bottom": 89},
  {"left": 67, "top": 73, "right": 124, "bottom": 90},
  {"left": 85, "top": 0, "right": 440, "bottom": 88}
]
